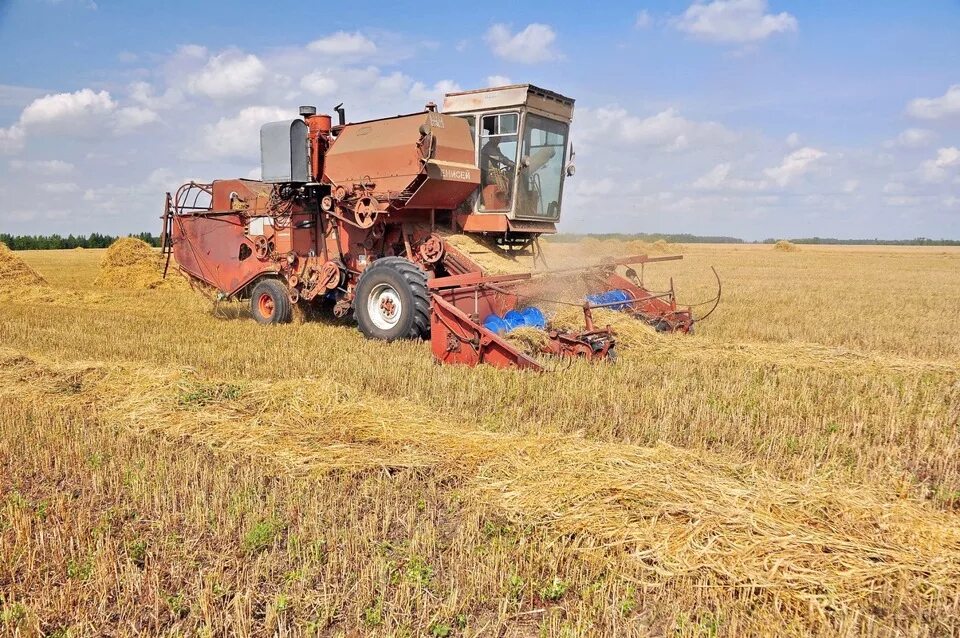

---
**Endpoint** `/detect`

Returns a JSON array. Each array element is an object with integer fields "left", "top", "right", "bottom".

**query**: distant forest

[
  {"left": 2, "top": 231, "right": 958, "bottom": 250},
  {"left": 0, "top": 233, "right": 161, "bottom": 250}
]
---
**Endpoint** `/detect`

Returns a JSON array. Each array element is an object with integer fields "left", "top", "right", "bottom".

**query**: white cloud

[
  {"left": 114, "top": 106, "right": 159, "bottom": 133},
  {"left": 410, "top": 80, "right": 461, "bottom": 104},
  {"left": 199, "top": 106, "right": 289, "bottom": 159},
  {"left": 919, "top": 147, "right": 960, "bottom": 183},
  {"left": 186, "top": 51, "right": 267, "bottom": 100},
  {"left": 487, "top": 75, "right": 512, "bottom": 87},
  {"left": 295, "top": 66, "right": 426, "bottom": 118},
  {"left": 674, "top": 0, "right": 797, "bottom": 44},
  {"left": 307, "top": 32, "right": 376, "bottom": 57},
  {"left": 486, "top": 23, "right": 560, "bottom": 63},
  {"left": 0, "top": 209, "right": 39, "bottom": 223},
  {"left": 785, "top": 132, "right": 800, "bottom": 148},
  {"left": 571, "top": 177, "right": 616, "bottom": 197},
  {"left": 907, "top": 85, "right": 960, "bottom": 120},
  {"left": 693, "top": 162, "right": 766, "bottom": 191},
  {"left": 764, "top": 147, "right": 826, "bottom": 186},
  {"left": 580, "top": 106, "right": 737, "bottom": 151},
  {"left": 885, "top": 128, "right": 935, "bottom": 149},
  {"left": 0, "top": 125, "right": 25, "bottom": 154},
  {"left": 20, "top": 88, "right": 116, "bottom": 129},
  {"left": 177, "top": 44, "right": 208, "bottom": 59},
  {"left": 0, "top": 88, "right": 155, "bottom": 148},
  {"left": 635, "top": 10, "right": 653, "bottom": 29},
  {"left": 9, "top": 159, "right": 75, "bottom": 174},
  {"left": 128, "top": 81, "right": 183, "bottom": 110},
  {"left": 39, "top": 182, "right": 79, "bottom": 194},
  {"left": 300, "top": 71, "right": 338, "bottom": 96},
  {"left": 883, "top": 182, "right": 905, "bottom": 194}
]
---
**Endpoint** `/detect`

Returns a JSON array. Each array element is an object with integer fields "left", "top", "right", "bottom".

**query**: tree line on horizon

[{"left": 0, "top": 233, "right": 161, "bottom": 250}]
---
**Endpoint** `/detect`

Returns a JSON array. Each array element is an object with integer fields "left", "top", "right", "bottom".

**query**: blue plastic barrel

[
  {"left": 484, "top": 306, "right": 547, "bottom": 334},
  {"left": 483, "top": 314, "right": 509, "bottom": 335},
  {"left": 519, "top": 306, "right": 546, "bottom": 329},
  {"left": 606, "top": 289, "right": 630, "bottom": 310},
  {"left": 503, "top": 309, "right": 526, "bottom": 331},
  {"left": 585, "top": 289, "right": 631, "bottom": 311}
]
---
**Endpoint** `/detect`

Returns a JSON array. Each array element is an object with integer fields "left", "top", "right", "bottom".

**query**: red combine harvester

[{"left": 162, "top": 85, "right": 715, "bottom": 369}]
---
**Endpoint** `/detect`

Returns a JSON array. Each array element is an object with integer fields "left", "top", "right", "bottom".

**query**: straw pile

[
  {"left": 626, "top": 238, "right": 680, "bottom": 254},
  {"left": 553, "top": 306, "right": 659, "bottom": 353},
  {"left": 504, "top": 325, "right": 550, "bottom": 355},
  {"left": 0, "top": 242, "right": 48, "bottom": 289},
  {"left": 2, "top": 348, "right": 958, "bottom": 629},
  {"left": 441, "top": 233, "right": 534, "bottom": 274},
  {"left": 774, "top": 239, "right": 799, "bottom": 252},
  {"left": 95, "top": 237, "right": 181, "bottom": 289}
]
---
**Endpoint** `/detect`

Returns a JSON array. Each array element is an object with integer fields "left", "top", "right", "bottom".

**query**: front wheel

[
  {"left": 250, "top": 279, "right": 293, "bottom": 324},
  {"left": 354, "top": 257, "right": 430, "bottom": 341}
]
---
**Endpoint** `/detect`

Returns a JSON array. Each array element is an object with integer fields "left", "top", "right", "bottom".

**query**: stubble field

[{"left": 1, "top": 241, "right": 959, "bottom": 637}]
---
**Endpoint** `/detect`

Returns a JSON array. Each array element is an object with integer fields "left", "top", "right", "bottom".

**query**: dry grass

[
  {"left": 774, "top": 239, "right": 799, "bottom": 252},
  {"left": 2, "top": 242, "right": 960, "bottom": 636}
]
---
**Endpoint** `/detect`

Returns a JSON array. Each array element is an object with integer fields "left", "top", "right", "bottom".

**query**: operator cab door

[
  {"left": 453, "top": 112, "right": 520, "bottom": 214},
  {"left": 454, "top": 110, "right": 568, "bottom": 222}
]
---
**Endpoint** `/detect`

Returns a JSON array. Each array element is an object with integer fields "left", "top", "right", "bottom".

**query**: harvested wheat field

[{"left": 2, "top": 242, "right": 960, "bottom": 637}]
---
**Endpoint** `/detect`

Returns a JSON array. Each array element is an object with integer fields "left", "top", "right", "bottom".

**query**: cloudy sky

[{"left": 1, "top": 0, "right": 959, "bottom": 240}]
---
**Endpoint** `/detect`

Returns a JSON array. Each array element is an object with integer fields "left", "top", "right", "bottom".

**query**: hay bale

[
  {"left": 0, "top": 242, "right": 47, "bottom": 290},
  {"left": 95, "top": 237, "right": 179, "bottom": 290},
  {"left": 774, "top": 240, "right": 798, "bottom": 252},
  {"left": 651, "top": 238, "right": 682, "bottom": 253}
]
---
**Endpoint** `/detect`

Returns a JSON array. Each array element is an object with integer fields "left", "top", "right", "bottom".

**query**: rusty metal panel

[
  {"left": 171, "top": 213, "right": 277, "bottom": 296},
  {"left": 443, "top": 84, "right": 575, "bottom": 122},
  {"left": 324, "top": 112, "right": 478, "bottom": 210},
  {"left": 404, "top": 160, "right": 480, "bottom": 209}
]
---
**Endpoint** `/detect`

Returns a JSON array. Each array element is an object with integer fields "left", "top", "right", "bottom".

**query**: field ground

[{"left": 1, "top": 242, "right": 959, "bottom": 636}]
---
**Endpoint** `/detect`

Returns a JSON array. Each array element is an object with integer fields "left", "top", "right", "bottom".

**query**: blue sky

[{"left": 1, "top": 0, "right": 959, "bottom": 239}]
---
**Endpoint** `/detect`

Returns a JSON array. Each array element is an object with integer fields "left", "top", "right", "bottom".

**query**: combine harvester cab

[{"left": 161, "top": 84, "right": 715, "bottom": 371}]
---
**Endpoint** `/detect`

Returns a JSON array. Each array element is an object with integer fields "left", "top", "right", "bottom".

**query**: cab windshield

[{"left": 515, "top": 114, "right": 568, "bottom": 219}]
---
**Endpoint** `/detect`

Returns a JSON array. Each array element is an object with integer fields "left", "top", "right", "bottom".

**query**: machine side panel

[
  {"left": 325, "top": 112, "right": 479, "bottom": 209},
  {"left": 172, "top": 214, "right": 278, "bottom": 296}
]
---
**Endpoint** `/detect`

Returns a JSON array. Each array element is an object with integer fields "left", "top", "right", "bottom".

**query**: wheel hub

[
  {"left": 258, "top": 293, "right": 275, "bottom": 319},
  {"left": 368, "top": 283, "right": 402, "bottom": 330}
]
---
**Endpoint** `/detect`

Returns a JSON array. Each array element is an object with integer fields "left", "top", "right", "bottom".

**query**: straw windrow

[{"left": 1, "top": 348, "right": 958, "bottom": 629}]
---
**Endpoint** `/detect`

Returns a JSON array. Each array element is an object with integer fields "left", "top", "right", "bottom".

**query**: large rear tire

[
  {"left": 354, "top": 257, "right": 430, "bottom": 341},
  {"left": 250, "top": 279, "right": 293, "bottom": 325}
]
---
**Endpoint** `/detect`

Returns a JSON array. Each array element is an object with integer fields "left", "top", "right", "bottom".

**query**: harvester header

[{"left": 161, "top": 84, "right": 712, "bottom": 370}]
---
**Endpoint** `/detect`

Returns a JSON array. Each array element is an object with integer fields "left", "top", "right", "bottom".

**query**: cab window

[{"left": 477, "top": 113, "right": 519, "bottom": 211}]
